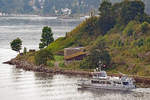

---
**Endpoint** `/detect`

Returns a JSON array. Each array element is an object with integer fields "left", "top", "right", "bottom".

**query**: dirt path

[{"left": 54, "top": 61, "right": 59, "bottom": 69}]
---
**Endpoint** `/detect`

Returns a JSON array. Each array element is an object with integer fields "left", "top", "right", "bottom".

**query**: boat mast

[{"left": 98, "top": 61, "right": 103, "bottom": 71}]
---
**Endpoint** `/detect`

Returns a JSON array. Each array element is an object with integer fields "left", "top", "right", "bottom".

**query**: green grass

[
  {"left": 54, "top": 55, "right": 64, "bottom": 61},
  {"left": 47, "top": 16, "right": 100, "bottom": 53},
  {"left": 47, "top": 60, "right": 55, "bottom": 67}
]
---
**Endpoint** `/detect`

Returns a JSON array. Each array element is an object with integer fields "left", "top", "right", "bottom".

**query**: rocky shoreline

[
  {"left": 3, "top": 58, "right": 150, "bottom": 88},
  {"left": 3, "top": 58, "right": 92, "bottom": 77}
]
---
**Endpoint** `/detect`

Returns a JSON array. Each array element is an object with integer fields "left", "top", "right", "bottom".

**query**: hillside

[
  {"left": 46, "top": 0, "right": 150, "bottom": 76},
  {"left": 14, "top": 0, "right": 150, "bottom": 77}
]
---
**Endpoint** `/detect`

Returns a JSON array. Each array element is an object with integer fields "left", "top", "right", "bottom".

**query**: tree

[
  {"left": 39, "top": 26, "right": 54, "bottom": 49},
  {"left": 120, "top": 1, "right": 145, "bottom": 24},
  {"left": 98, "top": 0, "right": 116, "bottom": 35},
  {"left": 35, "top": 49, "right": 54, "bottom": 65},
  {"left": 10, "top": 38, "right": 22, "bottom": 53},
  {"left": 79, "top": 38, "right": 111, "bottom": 69},
  {"left": 87, "top": 39, "right": 111, "bottom": 69},
  {"left": 99, "top": 0, "right": 112, "bottom": 17}
]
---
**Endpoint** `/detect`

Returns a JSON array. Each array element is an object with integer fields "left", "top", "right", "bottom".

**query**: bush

[
  {"left": 59, "top": 61, "right": 65, "bottom": 68},
  {"left": 137, "top": 39, "right": 144, "bottom": 47},
  {"left": 80, "top": 58, "right": 90, "bottom": 69},
  {"left": 140, "top": 22, "right": 149, "bottom": 33},
  {"left": 35, "top": 49, "right": 54, "bottom": 65},
  {"left": 47, "top": 60, "right": 55, "bottom": 67},
  {"left": 127, "top": 29, "right": 134, "bottom": 36},
  {"left": 123, "top": 21, "right": 137, "bottom": 36},
  {"left": 23, "top": 47, "right": 27, "bottom": 55},
  {"left": 117, "top": 40, "right": 124, "bottom": 47}
]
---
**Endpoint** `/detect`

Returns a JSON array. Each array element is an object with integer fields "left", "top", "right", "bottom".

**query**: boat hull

[{"left": 77, "top": 83, "right": 135, "bottom": 91}]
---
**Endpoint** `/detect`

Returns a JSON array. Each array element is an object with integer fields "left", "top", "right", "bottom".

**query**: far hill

[{"left": 0, "top": 0, "right": 150, "bottom": 16}]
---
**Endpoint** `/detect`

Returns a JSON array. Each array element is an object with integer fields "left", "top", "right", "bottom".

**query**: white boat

[{"left": 77, "top": 69, "right": 136, "bottom": 91}]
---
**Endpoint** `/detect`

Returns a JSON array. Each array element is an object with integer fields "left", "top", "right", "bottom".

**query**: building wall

[{"left": 65, "top": 54, "right": 86, "bottom": 65}]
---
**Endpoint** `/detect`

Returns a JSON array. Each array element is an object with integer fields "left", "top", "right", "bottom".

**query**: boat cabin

[{"left": 92, "top": 71, "right": 108, "bottom": 79}]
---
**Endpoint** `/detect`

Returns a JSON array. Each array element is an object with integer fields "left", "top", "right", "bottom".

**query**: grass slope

[{"left": 47, "top": 16, "right": 100, "bottom": 53}]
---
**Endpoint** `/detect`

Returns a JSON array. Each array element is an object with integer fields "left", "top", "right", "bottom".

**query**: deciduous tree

[{"left": 10, "top": 38, "right": 22, "bottom": 53}]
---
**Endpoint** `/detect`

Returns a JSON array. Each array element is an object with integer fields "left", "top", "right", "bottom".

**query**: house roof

[
  {"left": 64, "top": 51, "right": 87, "bottom": 60},
  {"left": 64, "top": 47, "right": 84, "bottom": 50}
]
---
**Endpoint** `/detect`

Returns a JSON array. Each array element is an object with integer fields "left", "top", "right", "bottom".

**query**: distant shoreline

[{"left": 0, "top": 14, "right": 89, "bottom": 20}]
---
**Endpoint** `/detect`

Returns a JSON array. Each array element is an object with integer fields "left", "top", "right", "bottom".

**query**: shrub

[
  {"left": 59, "top": 61, "right": 65, "bottom": 68},
  {"left": 35, "top": 49, "right": 54, "bottom": 65},
  {"left": 127, "top": 29, "right": 134, "bottom": 36},
  {"left": 137, "top": 39, "right": 144, "bottom": 47},
  {"left": 117, "top": 40, "right": 124, "bottom": 47},
  {"left": 140, "top": 22, "right": 149, "bottom": 33},
  {"left": 23, "top": 47, "right": 27, "bottom": 55},
  {"left": 80, "top": 58, "right": 90, "bottom": 69},
  {"left": 47, "top": 60, "right": 55, "bottom": 67},
  {"left": 123, "top": 21, "right": 136, "bottom": 36}
]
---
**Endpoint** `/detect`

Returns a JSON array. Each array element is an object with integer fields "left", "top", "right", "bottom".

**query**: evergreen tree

[
  {"left": 98, "top": 0, "right": 116, "bottom": 35},
  {"left": 39, "top": 26, "right": 54, "bottom": 49}
]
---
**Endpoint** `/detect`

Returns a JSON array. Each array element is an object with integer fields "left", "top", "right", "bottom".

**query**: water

[{"left": 0, "top": 16, "right": 150, "bottom": 100}]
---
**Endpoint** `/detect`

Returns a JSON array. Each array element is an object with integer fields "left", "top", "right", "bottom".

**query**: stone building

[{"left": 64, "top": 47, "right": 87, "bottom": 64}]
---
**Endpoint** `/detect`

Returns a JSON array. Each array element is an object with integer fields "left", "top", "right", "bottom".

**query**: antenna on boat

[{"left": 98, "top": 61, "right": 102, "bottom": 71}]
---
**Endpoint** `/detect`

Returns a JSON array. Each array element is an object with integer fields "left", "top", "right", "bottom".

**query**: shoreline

[
  {"left": 3, "top": 58, "right": 150, "bottom": 88},
  {"left": 4, "top": 58, "right": 92, "bottom": 77}
]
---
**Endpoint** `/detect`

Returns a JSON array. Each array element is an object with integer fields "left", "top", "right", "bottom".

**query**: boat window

[
  {"left": 123, "top": 82, "right": 129, "bottom": 85},
  {"left": 94, "top": 75, "right": 98, "bottom": 77},
  {"left": 106, "top": 81, "right": 111, "bottom": 84},
  {"left": 99, "top": 73, "right": 106, "bottom": 77},
  {"left": 91, "top": 80, "right": 99, "bottom": 84},
  {"left": 99, "top": 81, "right": 106, "bottom": 84},
  {"left": 114, "top": 81, "right": 121, "bottom": 84},
  {"left": 93, "top": 72, "right": 107, "bottom": 77}
]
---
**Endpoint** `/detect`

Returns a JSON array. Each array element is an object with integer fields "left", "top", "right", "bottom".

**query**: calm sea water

[{"left": 0, "top": 16, "right": 150, "bottom": 100}]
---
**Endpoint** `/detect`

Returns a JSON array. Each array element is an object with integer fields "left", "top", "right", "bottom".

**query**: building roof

[
  {"left": 64, "top": 47, "right": 84, "bottom": 50},
  {"left": 64, "top": 51, "right": 87, "bottom": 60}
]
